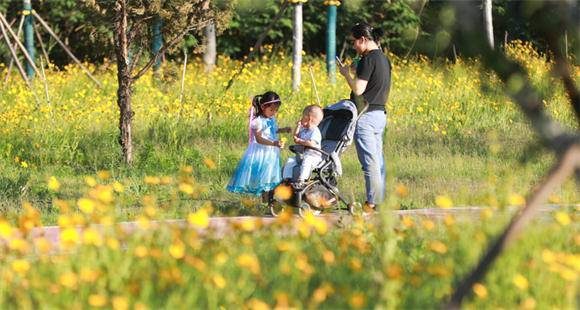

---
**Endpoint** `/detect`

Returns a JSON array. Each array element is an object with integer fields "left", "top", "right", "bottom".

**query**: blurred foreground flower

[
  {"left": 188, "top": 208, "right": 210, "bottom": 228},
  {"left": 435, "top": 195, "right": 453, "bottom": 209},
  {"left": 274, "top": 184, "right": 292, "bottom": 201}
]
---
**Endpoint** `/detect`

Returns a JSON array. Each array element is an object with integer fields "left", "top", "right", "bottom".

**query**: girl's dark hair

[
  {"left": 251, "top": 91, "right": 281, "bottom": 117},
  {"left": 351, "top": 22, "right": 384, "bottom": 45}
]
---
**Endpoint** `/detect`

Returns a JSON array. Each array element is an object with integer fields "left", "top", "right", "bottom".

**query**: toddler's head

[
  {"left": 252, "top": 91, "right": 281, "bottom": 118},
  {"left": 300, "top": 105, "right": 324, "bottom": 129}
]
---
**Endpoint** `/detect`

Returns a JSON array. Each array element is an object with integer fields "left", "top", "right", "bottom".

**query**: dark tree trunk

[{"left": 114, "top": 0, "right": 133, "bottom": 165}]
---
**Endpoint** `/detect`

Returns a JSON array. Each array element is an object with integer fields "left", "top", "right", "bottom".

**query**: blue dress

[{"left": 227, "top": 116, "right": 282, "bottom": 195}]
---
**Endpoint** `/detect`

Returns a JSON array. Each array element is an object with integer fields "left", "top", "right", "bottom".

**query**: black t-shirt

[{"left": 349, "top": 49, "right": 391, "bottom": 112}]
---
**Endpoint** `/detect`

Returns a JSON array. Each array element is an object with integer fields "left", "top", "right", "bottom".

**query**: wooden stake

[
  {"left": 0, "top": 17, "right": 30, "bottom": 87},
  {"left": 39, "top": 57, "right": 51, "bottom": 108},
  {"left": 308, "top": 65, "right": 321, "bottom": 106},
  {"left": 3, "top": 16, "right": 24, "bottom": 87},
  {"left": 34, "top": 22, "right": 50, "bottom": 66},
  {"left": 32, "top": 11, "right": 102, "bottom": 88},
  {"left": 0, "top": 12, "right": 41, "bottom": 78},
  {"left": 180, "top": 48, "right": 188, "bottom": 104}
]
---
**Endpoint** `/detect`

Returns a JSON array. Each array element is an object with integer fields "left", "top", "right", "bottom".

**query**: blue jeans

[{"left": 354, "top": 110, "right": 387, "bottom": 205}]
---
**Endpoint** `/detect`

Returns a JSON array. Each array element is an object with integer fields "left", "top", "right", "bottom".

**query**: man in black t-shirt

[{"left": 339, "top": 22, "right": 391, "bottom": 212}]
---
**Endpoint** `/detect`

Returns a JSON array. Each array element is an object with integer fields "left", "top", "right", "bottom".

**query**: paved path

[{"left": 26, "top": 205, "right": 572, "bottom": 249}]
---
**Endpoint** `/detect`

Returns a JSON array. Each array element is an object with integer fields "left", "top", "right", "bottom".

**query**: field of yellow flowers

[{"left": 0, "top": 41, "right": 577, "bottom": 307}]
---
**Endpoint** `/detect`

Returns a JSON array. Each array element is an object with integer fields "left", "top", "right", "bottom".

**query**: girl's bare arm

[{"left": 254, "top": 129, "right": 283, "bottom": 147}]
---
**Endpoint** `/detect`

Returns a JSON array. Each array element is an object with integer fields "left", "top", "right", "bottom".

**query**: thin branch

[
  {"left": 33, "top": 21, "right": 51, "bottom": 66},
  {"left": 446, "top": 2, "right": 580, "bottom": 307},
  {"left": 128, "top": 46, "right": 144, "bottom": 74},
  {"left": 224, "top": 0, "right": 290, "bottom": 91},
  {"left": 0, "top": 13, "right": 42, "bottom": 78},
  {"left": 447, "top": 145, "right": 580, "bottom": 308},
  {"left": 403, "top": 0, "right": 427, "bottom": 59},
  {"left": 132, "top": 17, "right": 212, "bottom": 81},
  {"left": 546, "top": 36, "right": 580, "bottom": 125},
  {"left": 3, "top": 16, "right": 24, "bottom": 87},
  {"left": 0, "top": 17, "right": 30, "bottom": 87}
]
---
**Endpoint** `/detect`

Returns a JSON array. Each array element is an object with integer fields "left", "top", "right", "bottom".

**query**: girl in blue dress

[{"left": 227, "top": 91, "right": 291, "bottom": 202}]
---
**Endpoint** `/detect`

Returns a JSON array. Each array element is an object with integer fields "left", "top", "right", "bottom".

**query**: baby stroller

[{"left": 269, "top": 100, "right": 365, "bottom": 217}]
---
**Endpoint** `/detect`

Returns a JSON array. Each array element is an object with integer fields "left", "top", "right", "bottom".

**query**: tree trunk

[
  {"left": 483, "top": 0, "right": 494, "bottom": 49},
  {"left": 203, "top": 21, "right": 216, "bottom": 72},
  {"left": 114, "top": 0, "right": 133, "bottom": 165},
  {"left": 292, "top": 3, "right": 302, "bottom": 91}
]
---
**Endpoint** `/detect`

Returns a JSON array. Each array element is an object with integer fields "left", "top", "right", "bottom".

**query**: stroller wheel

[
  {"left": 298, "top": 202, "right": 322, "bottom": 218},
  {"left": 348, "top": 202, "right": 362, "bottom": 216},
  {"left": 268, "top": 200, "right": 285, "bottom": 217}
]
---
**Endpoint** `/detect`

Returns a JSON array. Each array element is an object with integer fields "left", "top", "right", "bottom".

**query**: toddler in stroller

[
  {"left": 282, "top": 105, "right": 324, "bottom": 189},
  {"left": 270, "top": 100, "right": 363, "bottom": 217}
]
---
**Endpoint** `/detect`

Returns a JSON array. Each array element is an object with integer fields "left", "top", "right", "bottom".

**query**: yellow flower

[
  {"left": 61, "top": 228, "right": 80, "bottom": 246},
  {"left": 77, "top": 198, "right": 95, "bottom": 214},
  {"left": 188, "top": 208, "right": 209, "bottom": 228},
  {"left": 179, "top": 183, "right": 195, "bottom": 195},
  {"left": 395, "top": 183, "right": 408, "bottom": 197},
  {"left": 20, "top": 161, "right": 28, "bottom": 168},
  {"left": 349, "top": 293, "right": 366, "bottom": 309},
  {"left": 212, "top": 275, "right": 227, "bottom": 289},
  {"left": 48, "top": 176, "right": 61, "bottom": 191},
  {"left": 385, "top": 264, "right": 402, "bottom": 279},
  {"left": 85, "top": 176, "right": 97, "bottom": 187},
  {"left": 429, "top": 240, "right": 448, "bottom": 254},
  {"left": 89, "top": 294, "right": 108, "bottom": 307},
  {"left": 169, "top": 241, "right": 186, "bottom": 259},
  {"left": 541, "top": 249, "right": 556, "bottom": 264},
  {"left": 134, "top": 245, "right": 148, "bottom": 258},
  {"left": 435, "top": 195, "right": 453, "bottom": 209},
  {"left": 237, "top": 253, "right": 260, "bottom": 274},
  {"left": 112, "top": 181, "right": 125, "bottom": 193},
  {"left": 112, "top": 296, "right": 129, "bottom": 310},
  {"left": 508, "top": 193, "right": 526, "bottom": 206},
  {"left": 83, "top": 228, "right": 103, "bottom": 246},
  {"left": 11, "top": 259, "right": 30, "bottom": 275},
  {"left": 59, "top": 272, "right": 78, "bottom": 289},
  {"left": 401, "top": 216, "right": 414, "bottom": 228},
  {"left": 322, "top": 250, "right": 335, "bottom": 264},
  {"left": 80, "top": 268, "right": 100, "bottom": 283},
  {"left": 274, "top": 184, "right": 293, "bottom": 201},
  {"left": 0, "top": 219, "right": 13, "bottom": 238},
  {"left": 240, "top": 218, "right": 258, "bottom": 232},
  {"left": 107, "top": 238, "right": 120, "bottom": 250},
  {"left": 245, "top": 298, "right": 270, "bottom": 310},
  {"left": 421, "top": 219, "right": 435, "bottom": 230},
  {"left": 472, "top": 283, "right": 488, "bottom": 299},
  {"left": 349, "top": 258, "right": 362, "bottom": 271},
  {"left": 480, "top": 208, "right": 494, "bottom": 219},
  {"left": 203, "top": 158, "right": 217, "bottom": 170},
  {"left": 97, "top": 170, "right": 111, "bottom": 180},
  {"left": 144, "top": 176, "right": 161, "bottom": 185},
  {"left": 512, "top": 274, "right": 529, "bottom": 290},
  {"left": 521, "top": 297, "right": 536, "bottom": 310},
  {"left": 554, "top": 212, "right": 570, "bottom": 226}
]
